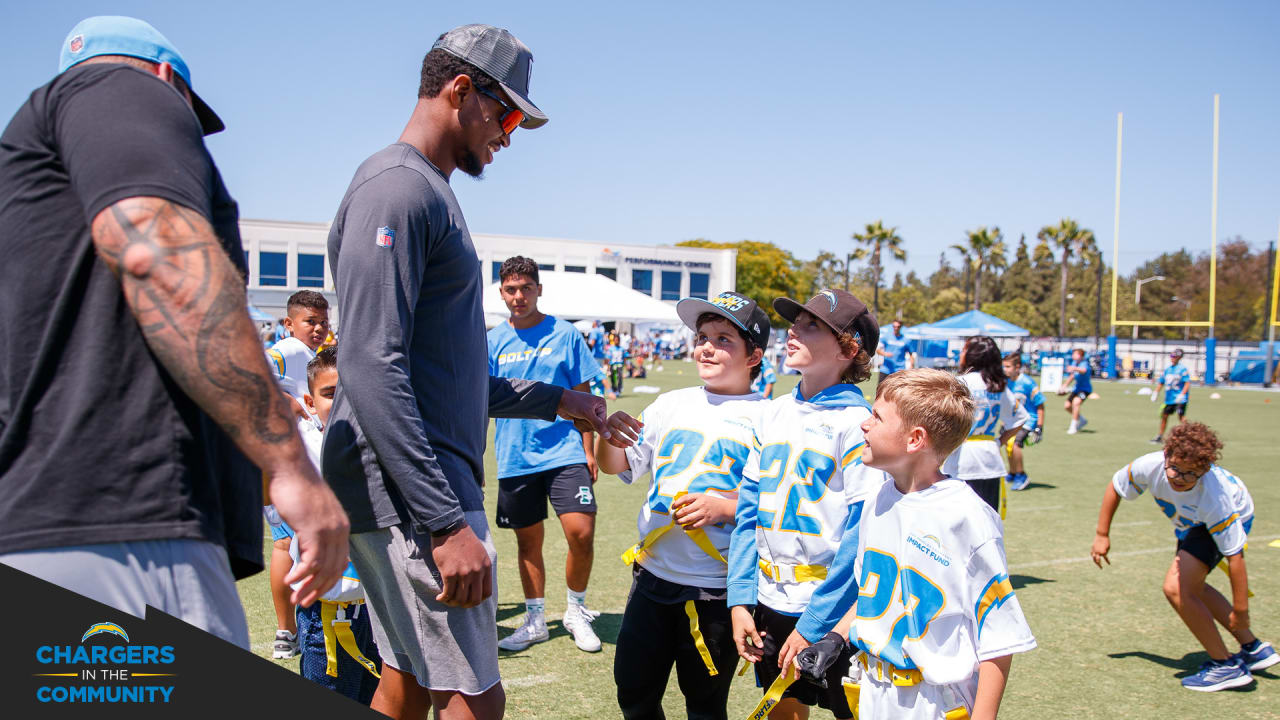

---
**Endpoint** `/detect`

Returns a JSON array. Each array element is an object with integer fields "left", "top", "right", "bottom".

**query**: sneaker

[
  {"left": 1237, "top": 640, "right": 1280, "bottom": 671},
  {"left": 498, "top": 614, "right": 549, "bottom": 652},
  {"left": 562, "top": 602, "right": 602, "bottom": 653},
  {"left": 1150, "top": 435, "right": 1163, "bottom": 444},
  {"left": 1181, "top": 657, "right": 1253, "bottom": 692},
  {"left": 272, "top": 630, "right": 299, "bottom": 659},
  {"left": 1077, "top": 416, "right": 1088, "bottom": 431},
  {"left": 1067, "top": 422, "right": 1078, "bottom": 435},
  {"left": 1008, "top": 473, "right": 1030, "bottom": 491}
]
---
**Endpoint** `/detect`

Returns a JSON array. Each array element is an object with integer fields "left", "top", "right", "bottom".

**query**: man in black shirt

[{"left": 0, "top": 16, "right": 349, "bottom": 646}]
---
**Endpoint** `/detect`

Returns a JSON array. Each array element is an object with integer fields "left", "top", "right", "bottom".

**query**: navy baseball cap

[
  {"left": 677, "top": 292, "right": 772, "bottom": 349},
  {"left": 59, "top": 16, "right": 224, "bottom": 135},
  {"left": 433, "top": 24, "right": 548, "bottom": 129}
]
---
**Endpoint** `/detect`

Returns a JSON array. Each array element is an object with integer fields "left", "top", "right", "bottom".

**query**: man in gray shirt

[{"left": 324, "top": 25, "right": 613, "bottom": 720}]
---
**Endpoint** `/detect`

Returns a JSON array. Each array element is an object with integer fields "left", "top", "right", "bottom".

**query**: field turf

[{"left": 238, "top": 363, "right": 1280, "bottom": 718}]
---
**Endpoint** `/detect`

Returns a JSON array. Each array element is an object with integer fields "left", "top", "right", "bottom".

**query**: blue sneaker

[
  {"left": 1181, "top": 657, "right": 1253, "bottom": 692},
  {"left": 1008, "top": 473, "right": 1030, "bottom": 491},
  {"left": 1238, "top": 640, "right": 1280, "bottom": 671}
]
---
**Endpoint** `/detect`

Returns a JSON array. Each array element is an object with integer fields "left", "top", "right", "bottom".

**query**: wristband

[{"left": 430, "top": 519, "right": 467, "bottom": 538}]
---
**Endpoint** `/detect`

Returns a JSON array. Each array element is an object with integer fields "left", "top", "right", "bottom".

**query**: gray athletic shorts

[
  {"left": 0, "top": 538, "right": 249, "bottom": 649},
  {"left": 349, "top": 510, "right": 500, "bottom": 694}
]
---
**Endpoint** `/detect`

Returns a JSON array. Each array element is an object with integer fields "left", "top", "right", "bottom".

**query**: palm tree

[
  {"left": 1038, "top": 218, "right": 1097, "bottom": 337},
  {"left": 950, "top": 226, "right": 1006, "bottom": 310},
  {"left": 850, "top": 220, "right": 906, "bottom": 313}
]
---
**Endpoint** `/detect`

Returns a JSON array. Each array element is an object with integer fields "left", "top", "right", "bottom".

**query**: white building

[{"left": 239, "top": 219, "right": 737, "bottom": 325}]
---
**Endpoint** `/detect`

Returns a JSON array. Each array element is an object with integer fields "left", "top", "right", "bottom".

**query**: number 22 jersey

[
  {"left": 620, "top": 386, "right": 766, "bottom": 588},
  {"left": 851, "top": 478, "right": 1036, "bottom": 685}
]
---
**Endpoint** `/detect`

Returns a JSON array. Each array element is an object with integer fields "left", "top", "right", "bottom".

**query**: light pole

[{"left": 1133, "top": 275, "right": 1165, "bottom": 339}]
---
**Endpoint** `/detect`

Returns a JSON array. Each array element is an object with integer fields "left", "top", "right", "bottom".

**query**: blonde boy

[{"left": 824, "top": 369, "right": 1036, "bottom": 719}]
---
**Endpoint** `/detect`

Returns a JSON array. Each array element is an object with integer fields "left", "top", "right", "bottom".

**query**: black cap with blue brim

[{"left": 676, "top": 292, "right": 772, "bottom": 348}]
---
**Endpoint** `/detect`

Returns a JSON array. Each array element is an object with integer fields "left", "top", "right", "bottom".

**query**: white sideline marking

[
  {"left": 505, "top": 673, "right": 560, "bottom": 688},
  {"left": 1014, "top": 505, "right": 1063, "bottom": 513},
  {"left": 1111, "top": 520, "right": 1154, "bottom": 527},
  {"left": 1010, "top": 534, "right": 1280, "bottom": 571}
]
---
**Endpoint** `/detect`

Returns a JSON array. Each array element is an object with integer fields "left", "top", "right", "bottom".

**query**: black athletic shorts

[
  {"left": 751, "top": 604, "right": 854, "bottom": 718},
  {"left": 965, "top": 477, "right": 1003, "bottom": 514},
  {"left": 1067, "top": 390, "right": 1090, "bottom": 403},
  {"left": 495, "top": 463, "right": 596, "bottom": 529},
  {"left": 1161, "top": 402, "right": 1188, "bottom": 418},
  {"left": 1177, "top": 524, "right": 1226, "bottom": 569}
]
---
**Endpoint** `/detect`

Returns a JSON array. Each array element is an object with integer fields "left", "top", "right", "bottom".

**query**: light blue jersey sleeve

[
  {"left": 727, "top": 436, "right": 763, "bottom": 608},
  {"left": 795, "top": 499, "right": 866, "bottom": 642}
]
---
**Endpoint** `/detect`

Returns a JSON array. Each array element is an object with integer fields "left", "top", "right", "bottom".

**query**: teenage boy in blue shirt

[{"left": 488, "top": 256, "right": 605, "bottom": 654}]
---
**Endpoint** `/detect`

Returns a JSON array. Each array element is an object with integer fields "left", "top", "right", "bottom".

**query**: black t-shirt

[{"left": 0, "top": 63, "right": 262, "bottom": 577}]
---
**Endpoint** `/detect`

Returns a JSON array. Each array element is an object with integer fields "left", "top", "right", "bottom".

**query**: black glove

[
  {"left": 794, "top": 631, "right": 847, "bottom": 688},
  {"left": 1031, "top": 428, "right": 1043, "bottom": 445}
]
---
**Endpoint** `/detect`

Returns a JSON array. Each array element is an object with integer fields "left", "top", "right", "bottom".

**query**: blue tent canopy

[
  {"left": 902, "top": 310, "right": 1029, "bottom": 340},
  {"left": 247, "top": 304, "right": 274, "bottom": 322}
]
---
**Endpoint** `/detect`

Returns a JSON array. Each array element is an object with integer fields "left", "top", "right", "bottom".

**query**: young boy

[
  {"left": 827, "top": 369, "right": 1036, "bottom": 719},
  {"left": 1151, "top": 349, "right": 1191, "bottom": 443},
  {"left": 596, "top": 291, "right": 771, "bottom": 720},
  {"left": 1002, "top": 353, "right": 1045, "bottom": 491},
  {"left": 1091, "top": 421, "right": 1275, "bottom": 691},
  {"left": 1062, "top": 348, "right": 1091, "bottom": 434},
  {"left": 263, "top": 290, "right": 331, "bottom": 659},
  {"left": 289, "top": 348, "right": 383, "bottom": 702},
  {"left": 728, "top": 289, "right": 884, "bottom": 720}
]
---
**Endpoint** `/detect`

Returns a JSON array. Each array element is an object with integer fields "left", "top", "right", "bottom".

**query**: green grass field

[{"left": 238, "top": 364, "right": 1280, "bottom": 718}]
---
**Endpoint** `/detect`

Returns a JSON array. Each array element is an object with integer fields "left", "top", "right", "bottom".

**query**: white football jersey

[
  {"left": 727, "top": 384, "right": 886, "bottom": 625},
  {"left": 621, "top": 386, "right": 765, "bottom": 588},
  {"left": 1113, "top": 452, "right": 1253, "bottom": 556},
  {"left": 266, "top": 336, "right": 316, "bottom": 403},
  {"left": 851, "top": 478, "right": 1036, "bottom": 688},
  {"left": 942, "top": 372, "right": 1029, "bottom": 480}
]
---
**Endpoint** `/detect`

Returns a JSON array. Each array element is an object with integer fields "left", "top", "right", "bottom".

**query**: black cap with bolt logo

[{"left": 676, "top": 292, "right": 772, "bottom": 349}]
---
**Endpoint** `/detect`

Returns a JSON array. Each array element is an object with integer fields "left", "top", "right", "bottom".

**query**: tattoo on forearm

[{"left": 94, "top": 198, "right": 294, "bottom": 448}]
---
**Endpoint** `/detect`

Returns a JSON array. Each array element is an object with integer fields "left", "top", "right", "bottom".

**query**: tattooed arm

[{"left": 90, "top": 197, "right": 349, "bottom": 606}]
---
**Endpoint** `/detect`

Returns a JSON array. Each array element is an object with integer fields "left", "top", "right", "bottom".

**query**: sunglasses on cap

[{"left": 474, "top": 85, "right": 524, "bottom": 136}]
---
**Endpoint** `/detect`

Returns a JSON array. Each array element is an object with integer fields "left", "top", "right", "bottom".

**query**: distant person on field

[
  {"left": 1152, "top": 349, "right": 1191, "bottom": 444},
  {"left": 751, "top": 354, "right": 778, "bottom": 398},
  {"left": 1062, "top": 348, "right": 1092, "bottom": 434},
  {"left": 487, "top": 256, "right": 605, "bottom": 654},
  {"left": 876, "top": 319, "right": 915, "bottom": 385},
  {"left": 1002, "top": 352, "right": 1045, "bottom": 492},
  {"left": 285, "top": 348, "right": 382, "bottom": 703},
  {"left": 1092, "top": 422, "right": 1276, "bottom": 692}
]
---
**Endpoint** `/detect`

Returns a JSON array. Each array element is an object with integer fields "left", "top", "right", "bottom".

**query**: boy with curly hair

[{"left": 1091, "top": 421, "right": 1275, "bottom": 691}]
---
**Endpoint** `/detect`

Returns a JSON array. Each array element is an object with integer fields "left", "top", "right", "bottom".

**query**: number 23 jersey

[
  {"left": 851, "top": 478, "right": 1036, "bottom": 685},
  {"left": 620, "top": 386, "right": 766, "bottom": 588}
]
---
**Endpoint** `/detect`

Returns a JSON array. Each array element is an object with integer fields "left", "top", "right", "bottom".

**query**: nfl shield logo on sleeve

[{"left": 375, "top": 226, "right": 395, "bottom": 248}]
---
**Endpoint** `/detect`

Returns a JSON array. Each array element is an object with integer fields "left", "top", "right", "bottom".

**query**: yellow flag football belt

[
  {"left": 757, "top": 559, "right": 828, "bottom": 584},
  {"left": 855, "top": 651, "right": 969, "bottom": 720},
  {"left": 320, "top": 600, "right": 380, "bottom": 680}
]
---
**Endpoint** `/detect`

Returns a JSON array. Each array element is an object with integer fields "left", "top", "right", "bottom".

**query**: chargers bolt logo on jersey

[{"left": 375, "top": 226, "right": 395, "bottom": 248}]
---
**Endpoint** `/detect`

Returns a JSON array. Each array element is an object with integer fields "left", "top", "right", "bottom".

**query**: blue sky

[{"left": 3, "top": 1, "right": 1277, "bottom": 276}]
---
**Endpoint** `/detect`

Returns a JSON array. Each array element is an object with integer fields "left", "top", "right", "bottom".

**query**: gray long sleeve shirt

[{"left": 323, "top": 143, "right": 562, "bottom": 535}]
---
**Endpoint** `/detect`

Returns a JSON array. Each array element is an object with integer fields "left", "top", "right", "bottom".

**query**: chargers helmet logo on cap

[{"left": 819, "top": 290, "right": 838, "bottom": 312}]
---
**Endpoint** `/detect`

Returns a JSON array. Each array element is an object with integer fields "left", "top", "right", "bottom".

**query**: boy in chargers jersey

[
  {"left": 289, "top": 347, "right": 382, "bottom": 702},
  {"left": 263, "top": 290, "right": 331, "bottom": 659},
  {"left": 595, "top": 291, "right": 771, "bottom": 719},
  {"left": 1151, "top": 349, "right": 1191, "bottom": 444},
  {"left": 1091, "top": 422, "right": 1276, "bottom": 692},
  {"left": 826, "top": 369, "right": 1036, "bottom": 720},
  {"left": 1001, "top": 353, "right": 1044, "bottom": 492},
  {"left": 728, "top": 289, "right": 884, "bottom": 720}
]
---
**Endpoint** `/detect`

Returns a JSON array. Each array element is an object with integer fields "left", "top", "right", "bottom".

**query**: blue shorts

[{"left": 297, "top": 601, "right": 381, "bottom": 704}]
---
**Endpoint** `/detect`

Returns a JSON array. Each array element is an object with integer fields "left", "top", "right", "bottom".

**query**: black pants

[
  {"left": 966, "top": 477, "right": 1002, "bottom": 513},
  {"left": 614, "top": 591, "right": 738, "bottom": 720}
]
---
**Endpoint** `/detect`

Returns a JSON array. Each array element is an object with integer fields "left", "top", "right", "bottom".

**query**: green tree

[
  {"left": 801, "top": 250, "right": 846, "bottom": 298},
  {"left": 677, "top": 239, "right": 806, "bottom": 326},
  {"left": 1038, "top": 218, "right": 1097, "bottom": 336},
  {"left": 951, "top": 226, "right": 1006, "bottom": 311},
  {"left": 1002, "top": 235, "right": 1035, "bottom": 303},
  {"left": 850, "top": 220, "right": 907, "bottom": 314}
]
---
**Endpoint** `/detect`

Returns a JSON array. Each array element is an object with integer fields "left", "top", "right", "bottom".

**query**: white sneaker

[
  {"left": 272, "top": 630, "right": 299, "bottom": 659},
  {"left": 498, "top": 614, "right": 549, "bottom": 652},
  {"left": 1067, "top": 422, "right": 1078, "bottom": 435},
  {"left": 1077, "top": 416, "right": 1088, "bottom": 431},
  {"left": 563, "top": 603, "right": 602, "bottom": 653}
]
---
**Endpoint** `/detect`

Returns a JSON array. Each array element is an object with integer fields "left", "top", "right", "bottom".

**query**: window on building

[
  {"left": 492, "top": 261, "right": 503, "bottom": 282},
  {"left": 689, "top": 272, "right": 710, "bottom": 300},
  {"left": 631, "top": 269, "right": 653, "bottom": 295},
  {"left": 564, "top": 265, "right": 587, "bottom": 273},
  {"left": 538, "top": 263, "right": 555, "bottom": 271},
  {"left": 242, "top": 251, "right": 250, "bottom": 283},
  {"left": 259, "top": 251, "right": 287, "bottom": 287},
  {"left": 297, "top": 254, "right": 325, "bottom": 288},
  {"left": 596, "top": 267, "right": 617, "bottom": 281},
  {"left": 661, "top": 271, "right": 682, "bottom": 301}
]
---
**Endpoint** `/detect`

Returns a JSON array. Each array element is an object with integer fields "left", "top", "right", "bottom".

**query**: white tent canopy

[{"left": 483, "top": 271, "right": 681, "bottom": 326}]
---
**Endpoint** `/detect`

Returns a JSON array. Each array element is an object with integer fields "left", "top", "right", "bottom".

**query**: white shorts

[{"left": 857, "top": 663, "right": 976, "bottom": 720}]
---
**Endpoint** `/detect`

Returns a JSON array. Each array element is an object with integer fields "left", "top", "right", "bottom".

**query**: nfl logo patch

[
  {"left": 375, "top": 226, "right": 395, "bottom": 248},
  {"left": 69, "top": 35, "right": 84, "bottom": 53}
]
